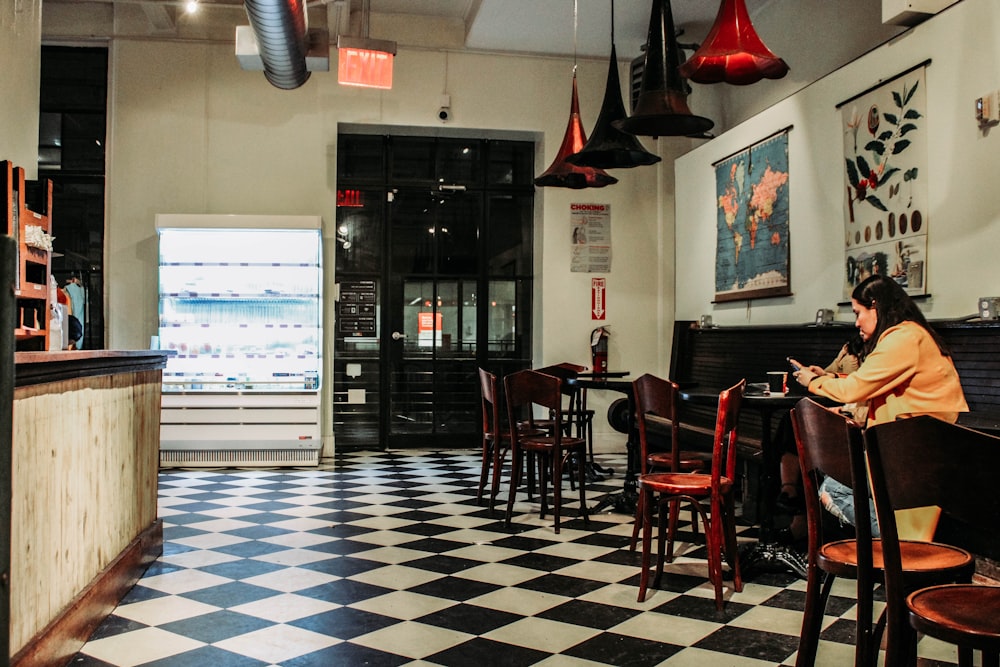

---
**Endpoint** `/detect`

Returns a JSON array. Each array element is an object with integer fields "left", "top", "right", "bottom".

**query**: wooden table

[{"left": 566, "top": 372, "right": 637, "bottom": 514}]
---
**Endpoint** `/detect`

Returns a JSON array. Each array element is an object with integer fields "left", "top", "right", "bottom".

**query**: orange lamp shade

[{"left": 679, "top": 0, "right": 789, "bottom": 86}]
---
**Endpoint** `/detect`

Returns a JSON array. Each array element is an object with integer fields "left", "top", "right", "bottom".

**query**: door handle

[{"left": 391, "top": 331, "right": 406, "bottom": 341}]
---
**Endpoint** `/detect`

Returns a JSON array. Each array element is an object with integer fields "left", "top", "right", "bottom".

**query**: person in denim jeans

[{"left": 791, "top": 275, "right": 968, "bottom": 538}]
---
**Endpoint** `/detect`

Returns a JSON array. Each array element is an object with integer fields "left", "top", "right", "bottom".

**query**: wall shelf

[{"left": 2, "top": 161, "right": 53, "bottom": 352}]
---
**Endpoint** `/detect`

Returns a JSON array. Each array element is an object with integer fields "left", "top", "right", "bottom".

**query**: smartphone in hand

[{"left": 787, "top": 357, "right": 802, "bottom": 372}]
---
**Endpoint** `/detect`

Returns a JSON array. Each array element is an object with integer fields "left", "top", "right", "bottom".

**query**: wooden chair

[
  {"left": 789, "top": 398, "right": 875, "bottom": 667},
  {"left": 535, "top": 362, "right": 597, "bottom": 475},
  {"left": 477, "top": 368, "right": 521, "bottom": 515},
  {"left": 504, "top": 369, "right": 590, "bottom": 534},
  {"left": 865, "top": 416, "right": 993, "bottom": 667},
  {"left": 628, "top": 373, "right": 709, "bottom": 554},
  {"left": 636, "top": 379, "right": 745, "bottom": 608}
]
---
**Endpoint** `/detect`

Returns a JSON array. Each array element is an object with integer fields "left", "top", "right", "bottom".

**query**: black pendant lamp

[
  {"left": 535, "top": 1, "right": 618, "bottom": 189},
  {"left": 613, "top": 0, "right": 714, "bottom": 139},
  {"left": 567, "top": 0, "right": 661, "bottom": 169}
]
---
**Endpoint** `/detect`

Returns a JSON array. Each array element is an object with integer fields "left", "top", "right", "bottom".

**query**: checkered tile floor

[{"left": 71, "top": 450, "right": 960, "bottom": 666}]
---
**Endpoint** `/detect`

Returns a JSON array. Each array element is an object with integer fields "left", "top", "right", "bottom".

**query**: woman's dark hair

[
  {"left": 851, "top": 274, "right": 949, "bottom": 356},
  {"left": 845, "top": 331, "right": 866, "bottom": 361}
]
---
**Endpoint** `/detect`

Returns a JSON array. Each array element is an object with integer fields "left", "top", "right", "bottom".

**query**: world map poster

[{"left": 714, "top": 130, "right": 791, "bottom": 303}]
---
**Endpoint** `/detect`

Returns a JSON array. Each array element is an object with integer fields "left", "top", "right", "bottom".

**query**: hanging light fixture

[
  {"left": 567, "top": 0, "right": 661, "bottom": 169},
  {"left": 613, "top": 0, "right": 714, "bottom": 139},
  {"left": 535, "top": 1, "right": 618, "bottom": 189},
  {"left": 678, "top": 0, "right": 789, "bottom": 86}
]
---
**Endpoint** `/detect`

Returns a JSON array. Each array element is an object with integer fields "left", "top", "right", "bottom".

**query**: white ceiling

[
  {"left": 48, "top": 0, "right": 775, "bottom": 61},
  {"left": 349, "top": 0, "right": 774, "bottom": 59}
]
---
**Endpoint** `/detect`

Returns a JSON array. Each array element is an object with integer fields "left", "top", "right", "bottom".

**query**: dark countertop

[{"left": 14, "top": 350, "right": 172, "bottom": 388}]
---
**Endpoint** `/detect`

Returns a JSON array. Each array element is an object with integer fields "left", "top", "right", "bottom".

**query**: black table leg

[{"left": 738, "top": 406, "right": 807, "bottom": 579}]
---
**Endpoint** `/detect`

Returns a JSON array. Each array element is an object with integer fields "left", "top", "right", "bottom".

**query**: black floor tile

[
  {"left": 289, "top": 606, "right": 400, "bottom": 640},
  {"left": 424, "top": 637, "right": 549, "bottom": 667}
]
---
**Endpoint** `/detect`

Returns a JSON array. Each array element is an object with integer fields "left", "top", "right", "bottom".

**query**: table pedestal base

[{"left": 739, "top": 540, "right": 807, "bottom": 579}]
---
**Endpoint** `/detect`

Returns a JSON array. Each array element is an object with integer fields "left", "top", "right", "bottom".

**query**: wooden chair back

[
  {"left": 504, "top": 369, "right": 565, "bottom": 442},
  {"left": 865, "top": 416, "right": 1000, "bottom": 665},
  {"left": 478, "top": 367, "right": 502, "bottom": 438},
  {"left": 632, "top": 373, "right": 681, "bottom": 475},
  {"left": 790, "top": 397, "right": 873, "bottom": 667},
  {"left": 712, "top": 379, "right": 746, "bottom": 489}
]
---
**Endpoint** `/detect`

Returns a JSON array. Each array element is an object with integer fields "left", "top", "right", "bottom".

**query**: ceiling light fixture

[
  {"left": 184, "top": 0, "right": 198, "bottom": 14},
  {"left": 337, "top": 0, "right": 396, "bottom": 89},
  {"left": 614, "top": 0, "right": 714, "bottom": 138},
  {"left": 534, "top": 0, "right": 618, "bottom": 189},
  {"left": 678, "top": 0, "right": 789, "bottom": 85},
  {"left": 567, "top": 0, "right": 661, "bottom": 169}
]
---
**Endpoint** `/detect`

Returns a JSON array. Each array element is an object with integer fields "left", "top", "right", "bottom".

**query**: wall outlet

[
  {"left": 979, "top": 296, "right": 1000, "bottom": 320},
  {"left": 976, "top": 91, "right": 1000, "bottom": 124}
]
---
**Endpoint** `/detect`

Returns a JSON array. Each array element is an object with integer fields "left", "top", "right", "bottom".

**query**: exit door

[
  {"left": 333, "top": 133, "right": 535, "bottom": 450},
  {"left": 386, "top": 190, "right": 480, "bottom": 446}
]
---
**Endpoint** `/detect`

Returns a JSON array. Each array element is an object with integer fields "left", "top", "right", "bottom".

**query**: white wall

[
  {"left": 675, "top": 0, "right": 1000, "bottom": 328},
  {"left": 0, "top": 0, "right": 42, "bottom": 175},
  {"left": 102, "top": 39, "right": 670, "bottom": 448}
]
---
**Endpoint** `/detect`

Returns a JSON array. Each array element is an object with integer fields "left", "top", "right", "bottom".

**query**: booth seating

[{"left": 668, "top": 318, "right": 1000, "bottom": 524}]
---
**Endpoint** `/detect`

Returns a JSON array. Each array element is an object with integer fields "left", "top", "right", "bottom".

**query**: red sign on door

[{"left": 592, "top": 278, "right": 606, "bottom": 320}]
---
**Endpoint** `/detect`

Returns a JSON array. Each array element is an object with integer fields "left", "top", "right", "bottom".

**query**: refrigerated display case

[{"left": 156, "top": 214, "right": 323, "bottom": 467}]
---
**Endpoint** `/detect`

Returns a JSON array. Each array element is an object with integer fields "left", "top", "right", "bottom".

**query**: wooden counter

[{"left": 9, "top": 350, "right": 169, "bottom": 666}]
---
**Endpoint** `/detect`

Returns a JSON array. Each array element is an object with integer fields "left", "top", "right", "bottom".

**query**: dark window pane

[
  {"left": 389, "top": 191, "right": 435, "bottom": 274},
  {"left": 436, "top": 139, "right": 481, "bottom": 184},
  {"left": 437, "top": 194, "right": 480, "bottom": 275},
  {"left": 335, "top": 189, "right": 383, "bottom": 273},
  {"left": 337, "top": 135, "right": 385, "bottom": 182},
  {"left": 488, "top": 140, "right": 534, "bottom": 186},
  {"left": 487, "top": 194, "right": 533, "bottom": 275},
  {"left": 390, "top": 137, "right": 435, "bottom": 182}
]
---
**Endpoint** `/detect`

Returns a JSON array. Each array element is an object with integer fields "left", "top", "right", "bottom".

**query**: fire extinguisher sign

[{"left": 592, "top": 277, "right": 606, "bottom": 320}]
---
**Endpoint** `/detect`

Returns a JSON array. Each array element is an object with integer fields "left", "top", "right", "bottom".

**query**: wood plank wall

[{"left": 10, "top": 370, "right": 161, "bottom": 657}]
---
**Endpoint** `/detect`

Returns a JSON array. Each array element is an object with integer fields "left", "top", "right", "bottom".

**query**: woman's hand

[
  {"left": 794, "top": 367, "right": 819, "bottom": 388},
  {"left": 794, "top": 364, "right": 833, "bottom": 388}
]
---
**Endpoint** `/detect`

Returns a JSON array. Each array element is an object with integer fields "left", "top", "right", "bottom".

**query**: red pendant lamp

[
  {"left": 679, "top": 0, "right": 789, "bottom": 86},
  {"left": 535, "top": 72, "right": 619, "bottom": 189},
  {"left": 535, "top": 1, "right": 618, "bottom": 189}
]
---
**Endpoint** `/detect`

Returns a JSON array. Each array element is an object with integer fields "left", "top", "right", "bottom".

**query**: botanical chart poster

[
  {"left": 841, "top": 64, "right": 928, "bottom": 297},
  {"left": 570, "top": 203, "right": 612, "bottom": 273},
  {"left": 714, "top": 130, "right": 791, "bottom": 303}
]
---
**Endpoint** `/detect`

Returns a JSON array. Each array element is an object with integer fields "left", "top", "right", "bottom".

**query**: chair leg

[
  {"left": 666, "top": 497, "right": 680, "bottom": 562},
  {"left": 638, "top": 485, "right": 655, "bottom": 602},
  {"left": 552, "top": 449, "right": 563, "bottom": 533},
  {"left": 707, "top": 497, "right": 726, "bottom": 611},
  {"left": 629, "top": 489, "right": 644, "bottom": 551},
  {"left": 504, "top": 446, "right": 523, "bottom": 527},
  {"left": 577, "top": 448, "right": 589, "bottom": 526},
  {"left": 537, "top": 452, "right": 549, "bottom": 520},
  {"left": 722, "top": 494, "right": 742, "bottom": 594},
  {"left": 796, "top": 565, "right": 831, "bottom": 667},
  {"left": 979, "top": 649, "right": 998, "bottom": 667},
  {"left": 477, "top": 437, "right": 490, "bottom": 505},
  {"left": 653, "top": 497, "right": 669, "bottom": 590},
  {"left": 488, "top": 442, "right": 508, "bottom": 516}
]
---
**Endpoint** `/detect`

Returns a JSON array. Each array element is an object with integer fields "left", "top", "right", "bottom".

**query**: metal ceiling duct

[{"left": 243, "top": 0, "right": 311, "bottom": 90}]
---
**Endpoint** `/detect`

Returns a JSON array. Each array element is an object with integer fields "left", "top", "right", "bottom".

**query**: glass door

[
  {"left": 334, "top": 134, "right": 535, "bottom": 450},
  {"left": 386, "top": 190, "right": 480, "bottom": 446}
]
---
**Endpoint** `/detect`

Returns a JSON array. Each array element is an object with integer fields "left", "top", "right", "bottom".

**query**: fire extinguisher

[{"left": 591, "top": 326, "right": 609, "bottom": 374}]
